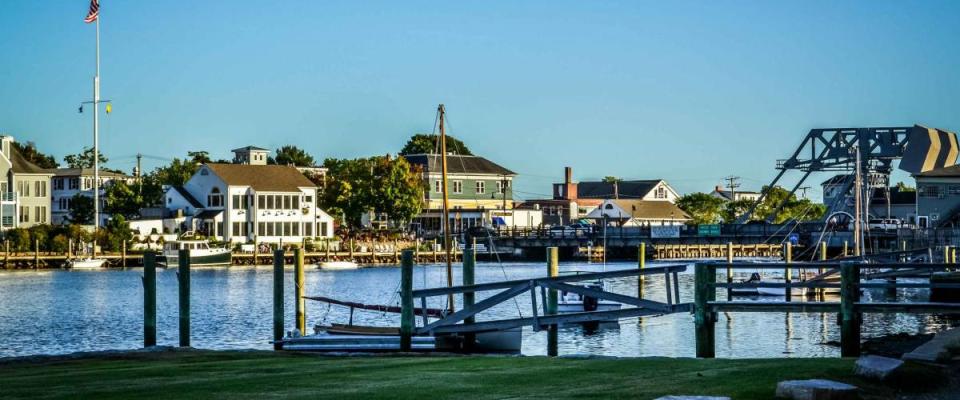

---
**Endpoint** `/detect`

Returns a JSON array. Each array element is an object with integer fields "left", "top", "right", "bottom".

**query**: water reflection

[{"left": 0, "top": 262, "right": 955, "bottom": 358}]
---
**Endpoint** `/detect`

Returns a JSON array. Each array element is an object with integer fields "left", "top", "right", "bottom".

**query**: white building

[
  {"left": 51, "top": 168, "right": 134, "bottom": 225},
  {"left": 165, "top": 163, "right": 334, "bottom": 243},
  {"left": 585, "top": 199, "right": 691, "bottom": 226},
  {"left": 710, "top": 185, "right": 761, "bottom": 202}
]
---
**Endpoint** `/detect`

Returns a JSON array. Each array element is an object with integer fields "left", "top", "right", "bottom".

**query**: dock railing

[{"left": 695, "top": 261, "right": 960, "bottom": 358}]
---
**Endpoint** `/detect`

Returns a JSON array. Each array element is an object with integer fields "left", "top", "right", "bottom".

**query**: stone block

[
  {"left": 854, "top": 355, "right": 904, "bottom": 380},
  {"left": 775, "top": 379, "right": 858, "bottom": 400},
  {"left": 655, "top": 397, "right": 730, "bottom": 400}
]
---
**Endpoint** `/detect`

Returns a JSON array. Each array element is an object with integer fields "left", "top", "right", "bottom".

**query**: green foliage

[
  {"left": 12, "top": 141, "right": 58, "bottom": 168},
  {"left": 187, "top": 151, "right": 211, "bottom": 164},
  {"left": 152, "top": 157, "right": 199, "bottom": 187},
  {"left": 676, "top": 192, "right": 725, "bottom": 225},
  {"left": 101, "top": 216, "right": 133, "bottom": 252},
  {"left": 63, "top": 147, "right": 108, "bottom": 169},
  {"left": 272, "top": 145, "right": 315, "bottom": 167},
  {"left": 399, "top": 133, "right": 472, "bottom": 155},
  {"left": 895, "top": 181, "right": 916, "bottom": 192},
  {"left": 727, "top": 186, "right": 826, "bottom": 223},
  {"left": 6, "top": 228, "right": 31, "bottom": 251},
  {"left": 50, "top": 234, "right": 69, "bottom": 253},
  {"left": 104, "top": 181, "right": 143, "bottom": 219},
  {"left": 602, "top": 176, "right": 621, "bottom": 183},
  {"left": 320, "top": 156, "right": 424, "bottom": 230},
  {"left": 68, "top": 194, "right": 95, "bottom": 225}
]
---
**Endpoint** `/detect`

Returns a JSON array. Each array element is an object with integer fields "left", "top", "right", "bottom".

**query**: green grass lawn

[{"left": 0, "top": 350, "right": 934, "bottom": 399}]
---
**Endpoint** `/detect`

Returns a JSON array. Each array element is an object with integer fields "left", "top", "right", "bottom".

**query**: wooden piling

[
  {"left": 638, "top": 243, "right": 645, "bottom": 299},
  {"left": 694, "top": 263, "right": 716, "bottom": 358},
  {"left": 178, "top": 249, "right": 191, "bottom": 347},
  {"left": 819, "top": 242, "right": 827, "bottom": 301},
  {"left": 432, "top": 239, "right": 438, "bottom": 263},
  {"left": 843, "top": 241, "right": 848, "bottom": 257},
  {"left": 726, "top": 242, "right": 733, "bottom": 300},
  {"left": 839, "top": 263, "right": 861, "bottom": 357},
  {"left": 463, "top": 248, "right": 476, "bottom": 351},
  {"left": 394, "top": 238, "right": 399, "bottom": 264},
  {"left": 294, "top": 248, "right": 306, "bottom": 335},
  {"left": 253, "top": 236, "right": 259, "bottom": 265},
  {"left": 546, "top": 246, "right": 559, "bottom": 357},
  {"left": 349, "top": 238, "right": 355, "bottom": 259},
  {"left": 121, "top": 241, "right": 127, "bottom": 268},
  {"left": 399, "top": 250, "right": 414, "bottom": 351},
  {"left": 784, "top": 242, "right": 793, "bottom": 301},
  {"left": 4, "top": 240, "right": 9, "bottom": 268},
  {"left": 944, "top": 246, "right": 951, "bottom": 263},
  {"left": 34, "top": 239, "right": 39, "bottom": 269},
  {"left": 273, "top": 249, "right": 284, "bottom": 350},
  {"left": 143, "top": 252, "right": 157, "bottom": 347}
]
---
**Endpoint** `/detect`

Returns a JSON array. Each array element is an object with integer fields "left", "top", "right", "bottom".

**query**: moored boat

[
  {"left": 319, "top": 261, "right": 359, "bottom": 270},
  {"left": 162, "top": 239, "right": 231, "bottom": 267},
  {"left": 66, "top": 258, "right": 107, "bottom": 269},
  {"left": 558, "top": 279, "right": 622, "bottom": 321}
]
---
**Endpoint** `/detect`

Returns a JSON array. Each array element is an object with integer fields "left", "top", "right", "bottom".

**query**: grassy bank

[{"left": 0, "top": 350, "right": 938, "bottom": 399}]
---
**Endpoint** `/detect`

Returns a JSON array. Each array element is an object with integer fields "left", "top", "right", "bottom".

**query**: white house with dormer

[{"left": 163, "top": 148, "right": 334, "bottom": 243}]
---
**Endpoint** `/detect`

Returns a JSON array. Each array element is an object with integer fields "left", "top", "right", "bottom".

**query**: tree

[
  {"left": 152, "top": 157, "right": 199, "bottom": 186},
  {"left": 101, "top": 215, "right": 133, "bottom": 252},
  {"left": 400, "top": 133, "right": 472, "bottom": 155},
  {"left": 12, "top": 141, "right": 58, "bottom": 168},
  {"left": 104, "top": 181, "right": 143, "bottom": 219},
  {"left": 68, "top": 194, "right": 95, "bottom": 224},
  {"left": 676, "top": 193, "right": 725, "bottom": 225},
  {"left": 602, "top": 176, "right": 622, "bottom": 183},
  {"left": 272, "top": 145, "right": 315, "bottom": 166},
  {"left": 6, "top": 228, "right": 31, "bottom": 252},
  {"left": 895, "top": 181, "right": 916, "bottom": 192},
  {"left": 319, "top": 155, "right": 424, "bottom": 230},
  {"left": 63, "top": 147, "right": 108, "bottom": 169},
  {"left": 727, "top": 186, "right": 826, "bottom": 223},
  {"left": 187, "top": 151, "right": 211, "bottom": 164}
]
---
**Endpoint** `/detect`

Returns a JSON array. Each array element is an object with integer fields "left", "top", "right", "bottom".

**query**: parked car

[
  {"left": 568, "top": 222, "right": 594, "bottom": 233},
  {"left": 547, "top": 225, "right": 578, "bottom": 237},
  {"left": 868, "top": 218, "right": 902, "bottom": 231},
  {"left": 466, "top": 226, "right": 498, "bottom": 238}
]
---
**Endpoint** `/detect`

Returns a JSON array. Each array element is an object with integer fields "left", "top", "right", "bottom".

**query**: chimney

[
  {"left": 0, "top": 136, "right": 12, "bottom": 160},
  {"left": 560, "top": 166, "right": 577, "bottom": 200},
  {"left": 715, "top": 185, "right": 723, "bottom": 192},
  {"left": 564, "top": 167, "right": 572, "bottom": 185}
]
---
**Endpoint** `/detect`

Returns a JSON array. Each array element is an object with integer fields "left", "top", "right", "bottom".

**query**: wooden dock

[{"left": 654, "top": 243, "right": 783, "bottom": 259}]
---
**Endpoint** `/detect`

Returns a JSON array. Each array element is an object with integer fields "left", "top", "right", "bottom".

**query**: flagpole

[{"left": 93, "top": 13, "right": 101, "bottom": 253}]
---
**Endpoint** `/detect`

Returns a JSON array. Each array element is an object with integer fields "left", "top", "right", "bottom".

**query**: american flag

[{"left": 84, "top": 0, "right": 99, "bottom": 24}]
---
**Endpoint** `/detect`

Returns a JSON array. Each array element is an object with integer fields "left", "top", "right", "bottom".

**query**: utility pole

[
  {"left": 136, "top": 153, "right": 143, "bottom": 195},
  {"left": 724, "top": 176, "right": 741, "bottom": 201},
  {"left": 798, "top": 186, "right": 811, "bottom": 199}
]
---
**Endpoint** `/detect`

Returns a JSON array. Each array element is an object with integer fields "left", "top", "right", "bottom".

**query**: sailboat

[
  {"left": 282, "top": 105, "right": 520, "bottom": 353},
  {"left": 68, "top": 1, "right": 108, "bottom": 270}
]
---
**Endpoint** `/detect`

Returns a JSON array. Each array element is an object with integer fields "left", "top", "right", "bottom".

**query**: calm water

[{"left": 0, "top": 261, "right": 955, "bottom": 358}]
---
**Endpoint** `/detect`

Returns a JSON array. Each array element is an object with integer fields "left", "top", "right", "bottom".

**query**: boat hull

[
  {"left": 68, "top": 259, "right": 107, "bottom": 269},
  {"left": 320, "top": 261, "right": 360, "bottom": 270},
  {"left": 162, "top": 249, "right": 232, "bottom": 267}
]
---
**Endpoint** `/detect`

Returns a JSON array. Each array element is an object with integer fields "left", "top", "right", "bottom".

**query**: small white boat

[
  {"left": 67, "top": 258, "right": 107, "bottom": 269},
  {"left": 320, "top": 261, "right": 360, "bottom": 270},
  {"left": 162, "top": 238, "right": 231, "bottom": 267},
  {"left": 756, "top": 277, "right": 808, "bottom": 297},
  {"left": 558, "top": 280, "right": 621, "bottom": 320}
]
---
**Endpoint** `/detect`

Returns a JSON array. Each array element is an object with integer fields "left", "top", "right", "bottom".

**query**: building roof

[
  {"left": 914, "top": 164, "right": 960, "bottom": 177},
  {"left": 204, "top": 163, "right": 316, "bottom": 191},
  {"left": 170, "top": 186, "right": 203, "bottom": 208},
  {"left": 9, "top": 146, "right": 52, "bottom": 175},
  {"left": 712, "top": 188, "right": 761, "bottom": 201},
  {"left": 577, "top": 180, "right": 660, "bottom": 199},
  {"left": 403, "top": 154, "right": 515, "bottom": 176},
  {"left": 52, "top": 168, "right": 130, "bottom": 178},
  {"left": 231, "top": 146, "right": 269, "bottom": 152},
  {"left": 597, "top": 199, "right": 691, "bottom": 220},
  {"left": 195, "top": 209, "right": 223, "bottom": 219}
]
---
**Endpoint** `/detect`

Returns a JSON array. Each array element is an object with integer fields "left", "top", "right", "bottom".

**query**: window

[
  {"left": 453, "top": 180, "right": 463, "bottom": 194},
  {"left": 283, "top": 222, "right": 291, "bottom": 236},
  {"left": 266, "top": 195, "right": 275, "bottom": 209},
  {"left": 258, "top": 222, "right": 265, "bottom": 236},
  {"left": 496, "top": 181, "right": 505, "bottom": 194},
  {"left": 208, "top": 188, "right": 223, "bottom": 207},
  {"left": 292, "top": 223, "right": 299, "bottom": 236},
  {"left": 258, "top": 195, "right": 265, "bottom": 209},
  {"left": 605, "top": 203, "right": 614, "bottom": 209},
  {"left": 476, "top": 181, "right": 485, "bottom": 194},
  {"left": 34, "top": 206, "right": 40, "bottom": 223},
  {"left": 54, "top": 178, "right": 63, "bottom": 190},
  {"left": 320, "top": 222, "right": 328, "bottom": 237},
  {"left": 23, "top": 181, "right": 30, "bottom": 197},
  {"left": 19, "top": 206, "right": 28, "bottom": 223},
  {"left": 920, "top": 184, "right": 942, "bottom": 198},
  {"left": 655, "top": 186, "right": 667, "bottom": 199},
  {"left": 232, "top": 222, "right": 240, "bottom": 236},
  {"left": 304, "top": 222, "right": 313, "bottom": 237},
  {"left": 435, "top": 180, "right": 442, "bottom": 193},
  {"left": 293, "top": 196, "right": 300, "bottom": 209},
  {"left": 948, "top": 186, "right": 960, "bottom": 196},
  {"left": 266, "top": 223, "right": 274, "bottom": 236},
  {"left": 305, "top": 195, "right": 313, "bottom": 205},
  {"left": 283, "top": 196, "right": 291, "bottom": 210},
  {"left": 69, "top": 178, "right": 79, "bottom": 190},
  {"left": 232, "top": 195, "right": 241, "bottom": 208}
]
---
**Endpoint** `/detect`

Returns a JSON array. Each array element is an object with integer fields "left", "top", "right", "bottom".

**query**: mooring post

[
  {"left": 953, "top": 248, "right": 957, "bottom": 264},
  {"left": 121, "top": 240, "right": 127, "bottom": 269},
  {"left": 784, "top": 242, "right": 793, "bottom": 301},
  {"left": 694, "top": 262, "right": 716, "bottom": 358},
  {"left": 349, "top": 238, "right": 355, "bottom": 259},
  {"left": 432, "top": 239, "right": 438, "bottom": 263},
  {"left": 463, "top": 248, "right": 476, "bottom": 351},
  {"left": 273, "top": 249, "right": 284, "bottom": 350},
  {"left": 294, "top": 247, "right": 306, "bottom": 335},
  {"left": 944, "top": 246, "right": 951, "bottom": 264},
  {"left": 843, "top": 241, "right": 848, "bottom": 257},
  {"left": 819, "top": 241, "right": 827, "bottom": 301},
  {"left": 143, "top": 251, "right": 157, "bottom": 347},
  {"left": 399, "top": 250, "right": 414, "bottom": 351},
  {"left": 638, "top": 243, "right": 645, "bottom": 299},
  {"left": 726, "top": 242, "right": 733, "bottom": 300},
  {"left": 394, "top": 238, "right": 399, "bottom": 264},
  {"left": 34, "top": 239, "right": 39, "bottom": 269},
  {"left": 4, "top": 240, "right": 8, "bottom": 269},
  {"left": 546, "top": 246, "right": 559, "bottom": 357},
  {"left": 839, "top": 262, "right": 861, "bottom": 357},
  {"left": 177, "top": 249, "right": 191, "bottom": 347},
  {"left": 253, "top": 236, "right": 259, "bottom": 265}
]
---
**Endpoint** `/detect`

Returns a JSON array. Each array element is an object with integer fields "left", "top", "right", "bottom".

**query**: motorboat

[
  {"left": 730, "top": 272, "right": 762, "bottom": 296},
  {"left": 558, "top": 279, "right": 621, "bottom": 321},
  {"left": 319, "top": 261, "right": 360, "bottom": 270},
  {"left": 161, "top": 238, "right": 231, "bottom": 267},
  {"left": 66, "top": 258, "right": 106, "bottom": 269}
]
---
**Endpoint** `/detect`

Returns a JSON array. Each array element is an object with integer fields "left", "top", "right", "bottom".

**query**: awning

[{"left": 492, "top": 217, "right": 506, "bottom": 226}]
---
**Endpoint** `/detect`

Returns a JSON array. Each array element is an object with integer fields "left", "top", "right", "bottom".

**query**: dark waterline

[{"left": 0, "top": 261, "right": 953, "bottom": 358}]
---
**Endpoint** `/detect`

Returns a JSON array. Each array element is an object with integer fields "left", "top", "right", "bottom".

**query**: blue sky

[{"left": 2, "top": 1, "right": 959, "bottom": 201}]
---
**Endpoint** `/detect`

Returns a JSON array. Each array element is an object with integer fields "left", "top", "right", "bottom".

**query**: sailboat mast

[
  {"left": 93, "top": 16, "right": 101, "bottom": 253},
  {"left": 438, "top": 104, "right": 454, "bottom": 313},
  {"left": 853, "top": 146, "right": 862, "bottom": 257}
]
